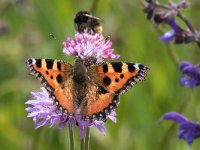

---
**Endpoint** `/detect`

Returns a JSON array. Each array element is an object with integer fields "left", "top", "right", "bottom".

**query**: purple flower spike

[
  {"left": 162, "top": 112, "right": 200, "bottom": 146},
  {"left": 62, "top": 32, "right": 120, "bottom": 63},
  {"left": 26, "top": 87, "right": 117, "bottom": 139},
  {"left": 179, "top": 61, "right": 200, "bottom": 88}
]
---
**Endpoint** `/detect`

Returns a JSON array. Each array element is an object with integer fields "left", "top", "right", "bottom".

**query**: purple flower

[
  {"left": 160, "top": 29, "right": 175, "bottom": 43},
  {"left": 25, "top": 87, "right": 67, "bottom": 129},
  {"left": 160, "top": 19, "right": 182, "bottom": 43},
  {"left": 26, "top": 87, "right": 117, "bottom": 139},
  {"left": 162, "top": 112, "right": 200, "bottom": 146},
  {"left": 179, "top": 61, "right": 200, "bottom": 88},
  {"left": 62, "top": 32, "right": 120, "bottom": 63},
  {"left": 160, "top": 19, "right": 194, "bottom": 44}
]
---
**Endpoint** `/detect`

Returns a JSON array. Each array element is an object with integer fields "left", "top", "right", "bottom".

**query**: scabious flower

[
  {"left": 162, "top": 112, "right": 200, "bottom": 146},
  {"left": 26, "top": 87, "right": 117, "bottom": 139},
  {"left": 179, "top": 61, "right": 200, "bottom": 88},
  {"left": 160, "top": 19, "right": 194, "bottom": 44},
  {"left": 26, "top": 87, "right": 67, "bottom": 129},
  {"left": 62, "top": 32, "right": 120, "bottom": 63}
]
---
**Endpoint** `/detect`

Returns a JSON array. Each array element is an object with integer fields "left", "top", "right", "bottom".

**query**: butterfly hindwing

[
  {"left": 26, "top": 58, "right": 75, "bottom": 115},
  {"left": 52, "top": 76, "right": 75, "bottom": 115},
  {"left": 83, "top": 84, "right": 119, "bottom": 121}
]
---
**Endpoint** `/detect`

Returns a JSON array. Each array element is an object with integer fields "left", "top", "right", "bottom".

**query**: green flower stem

[
  {"left": 31, "top": 128, "right": 44, "bottom": 150},
  {"left": 80, "top": 127, "right": 90, "bottom": 150},
  {"left": 80, "top": 138, "right": 85, "bottom": 150},
  {"left": 85, "top": 127, "right": 90, "bottom": 150},
  {"left": 165, "top": 43, "right": 180, "bottom": 66},
  {"left": 68, "top": 125, "right": 74, "bottom": 150}
]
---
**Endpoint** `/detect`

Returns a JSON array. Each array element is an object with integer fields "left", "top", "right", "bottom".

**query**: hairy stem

[
  {"left": 80, "top": 138, "right": 85, "bottom": 150},
  {"left": 177, "top": 12, "right": 195, "bottom": 33},
  {"left": 68, "top": 125, "right": 74, "bottom": 150},
  {"left": 165, "top": 43, "right": 180, "bottom": 66},
  {"left": 85, "top": 127, "right": 90, "bottom": 150}
]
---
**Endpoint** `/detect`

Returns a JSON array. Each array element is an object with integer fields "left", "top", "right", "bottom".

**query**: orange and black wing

[
  {"left": 96, "top": 62, "right": 149, "bottom": 94},
  {"left": 25, "top": 58, "right": 75, "bottom": 116},
  {"left": 82, "top": 62, "right": 149, "bottom": 121}
]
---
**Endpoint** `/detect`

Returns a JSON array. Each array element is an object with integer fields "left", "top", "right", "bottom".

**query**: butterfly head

[{"left": 75, "top": 54, "right": 100, "bottom": 66}]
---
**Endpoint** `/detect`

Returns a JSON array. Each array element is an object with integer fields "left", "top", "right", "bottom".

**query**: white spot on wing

[
  {"left": 134, "top": 63, "right": 139, "bottom": 70},
  {"left": 31, "top": 58, "right": 36, "bottom": 64}
]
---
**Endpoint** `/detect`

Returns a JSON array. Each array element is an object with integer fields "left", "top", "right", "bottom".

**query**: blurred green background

[{"left": 0, "top": 0, "right": 200, "bottom": 149}]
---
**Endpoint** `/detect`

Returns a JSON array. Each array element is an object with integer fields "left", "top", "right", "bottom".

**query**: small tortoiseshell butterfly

[{"left": 26, "top": 57, "right": 148, "bottom": 121}]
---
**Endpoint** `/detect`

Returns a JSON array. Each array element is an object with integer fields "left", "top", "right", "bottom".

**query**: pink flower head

[{"left": 62, "top": 32, "right": 120, "bottom": 63}]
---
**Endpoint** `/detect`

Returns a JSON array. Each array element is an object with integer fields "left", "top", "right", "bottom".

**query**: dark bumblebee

[{"left": 74, "top": 11, "right": 103, "bottom": 34}]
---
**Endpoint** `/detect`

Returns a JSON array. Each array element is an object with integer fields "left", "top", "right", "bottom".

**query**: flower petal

[
  {"left": 168, "top": 20, "right": 182, "bottom": 33},
  {"left": 160, "top": 30, "right": 175, "bottom": 43},
  {"left": 108, "top": 111, "right": 117, "bottom": 123},
  {"left": 94, "top": 121, "right": 106, "bottom": 136},
  {"left": 162, "top": 112, "right": 189, "bottom": 124},
  {"left": 179, "top": 122, "right": 200, "bottom": 146}
]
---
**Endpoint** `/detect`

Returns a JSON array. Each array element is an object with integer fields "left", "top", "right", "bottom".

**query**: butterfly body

[{"left": 26, "top": 58, "right": 148, "bottom": 121}]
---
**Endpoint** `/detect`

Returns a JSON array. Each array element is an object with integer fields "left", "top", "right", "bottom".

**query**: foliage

[{"left": 0, "top": 0, "right": 199, "bottom": 149}]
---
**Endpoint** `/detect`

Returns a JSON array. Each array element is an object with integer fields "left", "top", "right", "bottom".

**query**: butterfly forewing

[
  {"left": 26, "top": 58, "right": 75, "bottom": 115},
  {"left": 96, "top": 62, "right": 149, "bottom": 94}
]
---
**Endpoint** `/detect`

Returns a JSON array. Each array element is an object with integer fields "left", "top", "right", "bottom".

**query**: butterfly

[
  {"left": 74, "top": 11, "right": 103, "bottom": 34},
  {"left": 26, "top": 57, "right": 148, "bottom": 122}
]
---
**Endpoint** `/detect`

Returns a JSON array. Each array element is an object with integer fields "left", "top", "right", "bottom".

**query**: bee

[{"left": 74, "top": 11, "right": 103, "bottom": 34}]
